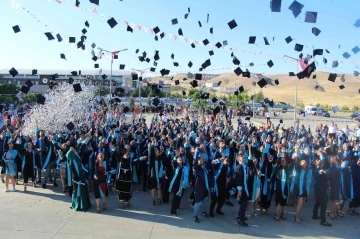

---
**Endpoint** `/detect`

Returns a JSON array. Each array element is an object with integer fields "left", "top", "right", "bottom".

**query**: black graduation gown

[
  {"left": 115, "top": 158, "right": 132, "bottom": 202},
  {"left": 329, "top": 165, "right": 341, "bottom": 201},
  {"left": 272, "top": 166, "right": 290, "bottom": 205},
  {"left": 193, "top": 159, "right": 210, "bottom": 203}
]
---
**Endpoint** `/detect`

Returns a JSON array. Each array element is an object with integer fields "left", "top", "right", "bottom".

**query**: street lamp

[
  {"left": 283, "top": 55, "right": 299, "bottom": 128},
  {"left": 97, "top": 48, "right": 128, "bottom": 98},
  {"left": 131, "top": 68, "right": 150, "bottom": 106}
]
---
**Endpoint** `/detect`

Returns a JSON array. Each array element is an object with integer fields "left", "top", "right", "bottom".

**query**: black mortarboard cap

[
  {"left": 67, "top": 77, "right": 74, "bottom": 84},
  {"left": 234, "top": 91, "right": 239, "bottom": 96},
  {"left": 267, "top": 60, "right": 274, "bottom": 68},
  {"left": 152, "top": 98, "right": 160, "bottom": 106},
  {"left": 312, "top": 27, "right": 321, "bottom": 36},
  {"left": 203, "top": 39, "right": 209, "bottom": 45},
  {"left": 343, "top": 52, "right": 351, "bottom": 59},
  {"left": 9, "top": 68, "right": 18, "bottom": 77},
  {"left": 271, "top": 0, "right": 282, "bottom": 12},
  {"left": 234, "top": 67, "right": 243, "bottom": 76},
  {"left": 73, "top": 83, "right": 82, "bottom": 92},
  {"left": 188, "top": 61, "right": 193, "bottom": 68},
  {"left": 77, "top": 41, "right": 83, "bottom": 49},
  {"left": 20, "top": 85, "right": 30, "bottom": 94},
  {"left": 182, "top": 91, "right": 186, "bottom": 96},
  {"left": 37, "top": 95, "right": 46, "bottom": 105},
  {"left": 191, "top": 43, "right": 196, "bottom": 48},
  {"left": 352, "top": 46, "right": 360, "bottom": 54},
  {"left": 198, "top": 21, "right": 202, "bottom": 27},
  {"left": 69, "top": 37, "right": 76, "bottom": 43},
  {"left": 208, "top": 50, "right": 214, "bottom": 56},
  {"left": 190, "top": 80, "right": 198, "bottom": 88},
  {"left": 325, "top": 49, "right": 330, "bottom": 54},
  {"left": 153, "top": 26, "right": 160, "bottom": 34},
  {"left": 92, "top": 56, "right": 98, "bottom": 62},
  {"left": 127, "top": 25, "right": 133, "bottom": 33},
  {"left": 312, "top": 75, "right": 317, "bottom": 79},
  {"left": 269, "top": 100, "right": 274, "bottom": 107},
  {"left": 135, "top": 49, "right": 139, "bottom": 54},
  {"left": 216, "top": 42, "right": 222, "bottom": 48},
  {"left": 32, "top": 69, "right": 37, "bottom": 75},
  {"left": 195, "top": 74, "right": 202, "bottom": 80},
  {"left": 354, "top": 71, "right": 359, "bottom": 77},
  {"left": 289, "top": 1, "right": 304, "bottom": 18},
  {"left": 70, "top": 71, "right": 77, "bottom": 76},
  {"left": 25, "top": 80, "right": 33, "bottom": 88},
  {"left": 257, "top": 78, "right": 267, "bottom": 88},
  {"left": 323, "top": 57, "right": 327, "bottom": 64},
  {"left": 154, "top": 35, "right": 158, "bottom": 41},
  {"left": 107, "top": 17, "right": 118, "bottom": 28},
  {"left": 175, "top": 80, "right": 180, "bottom": 85},
  {"left": 233, "top": 57, "right": 240, "bottom": 65},
  {"left": 299, "top": 53, "right": 303, "bottom": 58},
  {"left": 56, "top": 33, "right": 63, "bottom": 42},
  {"left": 231, "top": 52, "right": 234, "bottom": 57},
  {"left": 242, "top": 72, "right": 251, "bottom": 78},
  {"left": 113, "top": 55, "right": 118, "bottom": 60},
  {"left": 294, "top": 43, "right": 303, "bottom": 52},
  {"left": 239, "top": 86, "right": 244, "bottom": 93},
  {"left": 160, "top": 69, "right": 166, "bottom": 76},
  {"left": 150, "top": 67, "right": 156, "bottom": 72},
  {"left": 160, "top": 32, "right": 165, "bottom": 39},
  {"left": 289, "top": 72, "right": 296, "bottom": 76},
  {"left": 132, "top": 74, "right": 138, "bottom": 81},
  {"left": 119, "top": 64, "right": 125, "bottom": 70},
  {"left": 85, "top": 21, "right": 89, "bottom": 27},
  {"left": 210, "top": 27, "right": 213, "bottom": 34},
  {"left": 66, "top": 122, "right": 75, "bottom": 131},
  {"left": 249, "top": 62, "right": 254, "bottom": 66},
  {"left": 154, "top": 51, "right": 160, "bottom": 61},
  {"left": 94, "top": 64, "right": 99, "bottom": 69},
  {"left": 264, "top": 37, "right": 270, "bottom": 45},
  {"left": 12, "top": 25, "right": 21, "bottom": 33},
  {"left": 174, "top": 62, "right": 179, "bottom": 67},
  {"left": 213, "top": 106, "right": 220, "bottom": 115},
  {"left": 82, "top": 28, "right": 87, "bottom": 34},
  {"left": 123, "top": 106, "right": 130, "bottom": 113},
  {"left": 184, "top": 13, "right": 189, "bottom": 19},
  {"left": 328, "top": 73, "right": 337, "bottom": 82},
  {"left": 228, "top": 19, "right": 237, "bottom": 29},
  {"left": 285, "top": 36, "right": 293, "bottom": 44},
  {"left": 339, "top": 85, "right": 345, "bottom": 90},
  {"left": 313, "top": 49, "right": 323, "bottom": 56},
  {"left": 275, "top": 79, "right": 279, "bottom": 85},
  {"left": 249, "top": 36, "right": 256, "bottom": 44},
  {"left": 44, "top": 32, "right": 55, "bottom": 41},
  {"left": 217, "top": 81, "right": 222, "bottom": 86},
  {"left": 305, "top": 11, "right": 317, "bottom": 23},
  {"left": 60, "top": 53, "right": 66, "bottom": 60},
  {"left": 178, "top": 28, "right": 183, "bottom": 36},
  {"left": 212, "top": 97, "right": 218, "bottom": 103},
  {"left": 171, "top": 18, "right": 178, "bottom": 25}
]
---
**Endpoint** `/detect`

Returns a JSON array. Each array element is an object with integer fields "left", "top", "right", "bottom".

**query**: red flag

[{"left": 299, "top": 58, "right": 308, "bottom": 70}]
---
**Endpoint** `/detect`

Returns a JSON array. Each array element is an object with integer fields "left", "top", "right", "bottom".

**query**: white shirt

[
  {"left": 328, "top": 126, "right": 337, "bottom": 134},
  {"left": 356, "top": 129, "right": 360, "bottom": 137},
  {"left": 266, "top": 112, "right": 270, "bottom": 118},
  {"left": 342, "top": 128, "right": 352, "bottom": 136}
]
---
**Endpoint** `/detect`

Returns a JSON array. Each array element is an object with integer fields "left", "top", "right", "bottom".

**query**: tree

[
  {"left": 94, "top": 87, "right": 110, "bottom": 97},
  {"left": 254, "top": 91, "right": 265, "bottom": 103},
  {"left": 132, "top": 86, "right": 165, "bottom": 98},
  {"left": 352, "top": 105, "right": 359, "bottom": 112},
  {"left": 22, "top": 93, "right": 42, "bottom": 104},
  {"left": 0, "top": 84, "right": 20, "bottom": 95},
  {"left": 129, "top": 96, "right": 135, "bottom": 108}
]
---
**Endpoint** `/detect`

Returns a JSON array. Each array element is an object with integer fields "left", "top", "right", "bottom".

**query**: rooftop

[{"left": 0, "top": 69, "right": 132, "bottom": 76}]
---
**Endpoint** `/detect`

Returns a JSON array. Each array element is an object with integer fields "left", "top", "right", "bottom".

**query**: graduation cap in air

[
  {"left": 195, "top": 74, "right": 202, "bottom": 80},
  {"left": 153, "top": 26, "right": 160, "bottom": 34},
  {"left": 289, "top": 72, "right": 296, "bottom": 76},
  {"left": 184, "top": 13, "right": 189, "bottom": 19},
  {"left": 285, "top": 36, "right": 293, "bottom": 44},
  {"left": 171, "top": 18, "right": 178, "bottom": 25},
  {"left": 119, "top": 64, "right": 125, "bottom": 70},
  {"left": 213, "top": 106, "right": 220, "bottom": 115},
  {"left": 25, "top": 80, "right": 33, "bottom": 88},
  {"left": 343, "top": 52, "right": 351, "bottom": 59},
  {"left": 323, "top": 57, "right": 327, "bottom": 64},
  {"left": 314, "top": 85, "right": 319, "bottom": 90},
  {"left": 270, "top": 0, "right": 282, "bottom": 12},
  {"left": 305, "top": 11, "right": 317, "bottom": 23},
  {"left": 69, "top": 37, "right": 76, "bottom": 43},
  {"left": 56, "top": 34, "right": 63, "bottom": 42},
  {"left": 70, "top": 71, "right": 77, "bottom": 76},
  {"left": 352, "top": 46, "right": 360, "bottom": 54},
  {"left": 212, "top": 97, "right": 218, "bottom": 103},
  {"left": 198, "top": 21, "right": 202, "bottom": 27},
  {"left": 154, "top": 35, "right": 158, "bottom": 41},
  {"left": 154, "top": 51, "right": 160, "bottom": 61},
  {"left": 175, "top": 80, "right": 180, "bottom": 85},
  {"left": 82, "top": 28, "right": 87, "bottom": 34},
  {"left": 332, "top": 61, "right": 339, "bottom": 68},
  {"left": 152, "top": 98, "right": 160, "bottom": 106},
  {"left": 150, "top": 67, "right": 156, "bottom": 72},
  {"left": 12, "top": 25, "right": 21, "bottom": 33},
  {"left": 328, "top": 73, "right": 337, "bottom": 82},
  {"left": 313, "top": 49, "right": 323, "bottom": 56},
  {"left": 288, "top": 0, "right": 304, "bottom": 18},
  {"left": 340, "top": 75, "right": 346, "bottom": 82},
  {"left": 209, "top": 50, "right": 214, "bottom": 56},
  {"left": 299, "top": 61, "right": 316, "bottom": 79},
  {"left": 190, "top": 80, "right": 198, "bottom": 88},
  {"left": 188, "top": 61, "right": 193, "bottom": 68},
  {"left": 354, "top": 71, "right": 360, "bottom": 77},
  {"left": 160, "top": 32, "right": 165, "bottom": 39},
  {"left": 174, "top": 62, "right": 179, "bottom": 67},
  {"left": 203, "top": 39, "right": 210, "bottom": 46},
  {"left": 249, "top": 36, "right": 256, "bottom": 44},
  {"left": 67, "top": 77, "right": 74, "bottom": 84},
  {"left": 107, "top": 17, "right": 118, "bottom": 28},
  {"left": 9, "top": 67, "right": 18, "bottom": 77},
  {"left": 132, "top": 74, "right": 138, "bottom": 81},
  {"left": 210, "top": 27, "right": 213, "bottom": 34},
  {"left": 339, "top": 85, "right": 345, "bottom": 90},
  {"left": 215, "top": 42, "right": 222, "bottom": 48},
  {"left": 249, "top": 62, "right": 254, "bottom": 66},
  {"left": 267, "top": 60, "right": 274, "bottom": 68},
  {"left": 233, "top": 57, "right": 240, "bottom": 65},
  {"left": 60, "top": 53, "right": 66, "bottom": 60},
  {"left": 234, "top": 67, "right": 243, "bottom": 76},
  {"left": 257, "top": 78, "right": 267, "bottom": 88},
  {"left": 239, "top": 86, "right": 244, "bottom": 93},
  {"left": 178, "top": 28, "right": 183, "bottom": 36},
  {"left": 234, "top": 91, "right": 239, "bottom": 96},
  {"left": 20, "top": 85, "right": 30, "bottom": 94},
  {"left": 94, "top": 64, "right": 99, "bottom": 69},
  {"left": 44, "top": 32, "right": 55, "bottom": 41},
  {"left": 217, "top": 81, "right": 222, "bottom": 86},
  {"left": 242, "top": 71, "right": 251, "bottom": 78},
  {"left": 92, "top": 56, "right": 98, "bottom": 62},
  {"left": 312, "top": 27, "right": 321, "bottom": 36},
  {"left": 191, "top": 43, "right": 196, "bottom": 48},
  {"left": 264, "top": 37, "right": 270, "bottom": 45},
  {"left": 274, "top": 79, "right": 279, "bottom": 85},
  {"left": 171, "top": 53, "right": 175, "bottom": 59},
  {"left": 73, "top": 83, "right": 82, "bottom": 92},
  {"left": 37, "top": 95, "right": 46, "bottom": 105},
  {"left": 269, "top": 100, "right": 274, "bottom": 107},
  {"left": 66, "top": 122, "right": 75, "bottom": 131},
  {"left": 294, "top": 43, "right": 303, "bottom": 52},
  {"left": 223, "top": 40, "right": 228, "bottom": 46},
  {"left": 85, "top": 21, "right": 90, "bottom": 28},
  {"left": 182, "top": 91, "right": 186, "bottom": 96},
  {"left": 32, "top": 69, "right": 37, "bottom": 75},
  {"left": 228, "top": 19, "right": 237, "bottom": 29}
]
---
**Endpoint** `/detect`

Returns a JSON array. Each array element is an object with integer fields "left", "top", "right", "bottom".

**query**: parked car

[
  {"left": 354, "top": 116, "right": 360, "bottom": 122},
  {"left": 350, "top": 112, "right": 360, "bottom": 119},
  {"left": 321, "top": 111, "right": 330, "bottom": 117}
]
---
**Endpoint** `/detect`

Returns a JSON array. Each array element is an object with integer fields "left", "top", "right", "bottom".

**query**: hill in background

[{"left": 149, "top": 72, "right": 360, "bottom": 108}]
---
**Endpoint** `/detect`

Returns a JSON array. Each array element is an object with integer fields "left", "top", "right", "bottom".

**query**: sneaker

[
  {"left": 193, "top": 216, "right": 200, "bottom": 223},
  {"left": 4, "top": 188, "right": 9, "bottom": 192},
  {"left": 237, "top": 220, "right": 248, "bottom": 227},
  {"left": 11, "top": 188, "right": 16, "bottom": 192},
  {"left": 201, "top": 212, "right": 209, "bottom": 218},
  {"left": 320, "top": 221, "right": 332, "bottom": 227}
]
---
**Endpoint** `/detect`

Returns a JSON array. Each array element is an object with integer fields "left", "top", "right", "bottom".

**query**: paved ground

[
  {"left": 0, "top": 113, "right": 359, "bottom": 239},
  {"left": 0, "top": 181, "right": 359, "bottom": 239}
]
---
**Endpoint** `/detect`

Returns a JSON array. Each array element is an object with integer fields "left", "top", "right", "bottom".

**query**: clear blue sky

[{"left": 0, "top": 0, "right": 359, "bottom": 76}]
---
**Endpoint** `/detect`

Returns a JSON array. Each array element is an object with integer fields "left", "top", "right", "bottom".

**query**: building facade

[{"left": 0, "top": 69, "right": 132, "bottom": 94}]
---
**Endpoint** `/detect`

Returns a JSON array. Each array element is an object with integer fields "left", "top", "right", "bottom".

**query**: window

[{"left": 35, "top": 81, "right": 39, "bottom": 85}]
